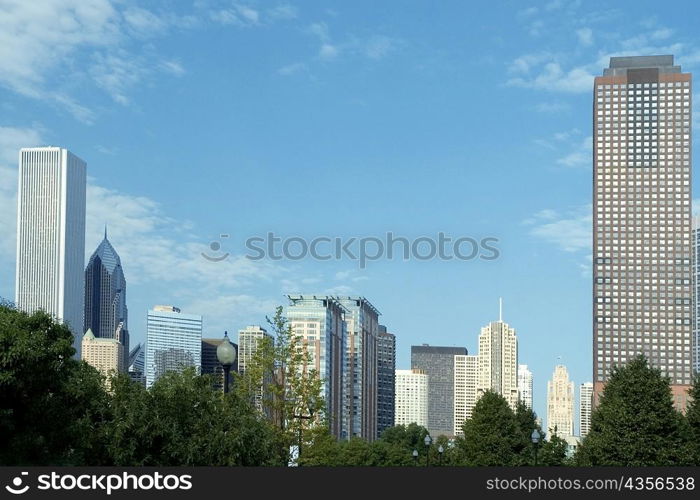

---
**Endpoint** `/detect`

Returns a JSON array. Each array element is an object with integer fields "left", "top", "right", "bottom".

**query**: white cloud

[
  {"left": 365, "top": 36, "right": 398, "bottom": 60},
  {"left": 90, "top": 51, "right": 145, "bottom": 105},
  {"left": 507, "top": 61, "right": 594, "bottom": 93},
  {"left": 160, "top": 60, "right": 186, "bottom": 77},
  {"left": 122, "top": 6, "right": 167, "bottom": 37},
  {"left": 528, "top": 206, "right": 592, "bottom": 253},
  {"left": 319, "top": 43, "right": 339, "bottom": 60},
  {"left": 267, "top": 4, "right": 298, "bottom": 21},
  {"left": 651, "top": 27, "right": 673, "bottom": 40},
  {"left": 576, "top": 27, "right": 593, "bottom": 46},
  {"left": 277, "top": 62, "right": 307, "bottom": 76},
  {"left": 534, "top": 101, "right": 570, "bottom": 113},
  {"left": 556, "top": 136, "right": 591, "bottom": 168}
]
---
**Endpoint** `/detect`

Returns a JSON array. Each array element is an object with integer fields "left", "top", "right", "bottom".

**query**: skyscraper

[
  {"left": 286, "top": 296, "right": 346, "bottom": 438},
  {"left": 693, "top": 216, "right": 700, "bottom": 375},
  {"left": 84, "top": 230, "right": 128, "bottom": 371},
  {"left": 394, "top": 369, "right": 428, "bottom": 428},
  {"left": 201, "top": 337, "right": 238, "bottom": 391},
  {"left": 377, "top": 325, "right": 396, "bottom": 438},
  {"left": 237, "top": 325, "right": 272, "bottom": 412},
  {"left": 593, "top": 55, "right": 693, "bottom": 410},
  {"left": 81, "top": 328, "right": 123, "bottom": 380},
  {"left": 518, "top": 364, "right": 534, "bottom": 410},
  {"left": 546, "top": 364, "right": 575, "bottom": 438},
  {"left": 128, "top": 343, "right": 146, "bottom": 386},
  {"left": 477, "top": 315, "right": 518, "bottom": 410},
  {"left": 336, "top": 297, "right": 380, "bottom": 441},
  {"left": 15, "top": 147, "right": 86, "bottom": 357},
  {"left": 453, "top": 354, "right": 478, "bottom": 436},
  {"left": 145, "top": 305, "right": 202, "bottom": 387},
  {"left": 411, "top": 345, "right": 467, "bottom": 437},
  {"left": 579, "top": 382, "right": 594, "bottom": 439}
]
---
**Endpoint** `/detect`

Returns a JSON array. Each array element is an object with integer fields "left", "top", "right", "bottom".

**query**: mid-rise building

[
  {"left": 336, "top": 297, "right": 380, "bottom": 441},
  {"left": 518, "top": 364, "right": 534, "bottom": 410},
  {"left": 286, "top": 296, "right": 346, "bottom": 438},
  {"left": 453, "top": 354, "right": 478, "bottom": 436},
  {"left": 547, "top": 364, "right": 575, "bottom": 438},
  {"left": 411, "top": 344, "right": 467, "bottom": 437},
  {"left": 84, "top": 229, "right": 128, "bottom": 371},
  {"left": 15, "top": 147, "right": 86, "bottom": 356},
  {"left": 579, "top": 382, "right": 594, "bottom": 439},
  {"left": 477, "top": 317, "right": 518, "bottom": 410},
  {"left": 377, "top": 325, "right": 396, "bottom": 438},
  {"left": 145, "top": 305, "right": 202, "bottom": 387},
  {"left": 593, "top": 55, "right": 693, "bottom": 410},
  {"left": 81, "top": 328, "right": 123, "bottom": 379},
  {"left": 394, "top": 369, "right": 428, "bottom": 428},
  {"left": 202, "top": 337, "right": 238, "bottom": 391}
]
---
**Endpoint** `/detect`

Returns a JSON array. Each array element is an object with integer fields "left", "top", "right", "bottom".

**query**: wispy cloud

[
  {"left": 576, "top": 27, "right": 593, "bottom": 46},
  {"left": 526, "top": 205, "right": 592, "bottom": 253},
  {"left": 277, "top": 62, "right": 307, "bottom": 76}
]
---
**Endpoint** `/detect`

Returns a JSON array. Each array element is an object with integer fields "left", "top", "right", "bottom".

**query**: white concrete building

[
  {"left": 547, "top": 364, "right": 575, "bottom": 438},
  {"left": 518, "top": 364, "right": 533, "bottom": 410},
  {"left": 579, "top": 382, "right": 594, "bottom": 439},
  {"left": 453, "top": 354, "right": 479, "bottom": 436},
  {"left": 477, "top": 316, "right": 518, "bottom": 410},
  {"left": 395, "top": 369, "right": 428, "bottom": 428}
]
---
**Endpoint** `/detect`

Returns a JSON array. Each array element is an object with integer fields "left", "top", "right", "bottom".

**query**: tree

[
  {"left": 234, "top": 306, "right": 325, "bottom": 463},
  {"left": 684, "top": 375, "right": 700, "bottom": 465},
  {"left": 460, "top": 391, "right": 521, "bottom": 466},
  {"left": 0, "top": 303, "right": 110, "bottom": 465},
  {"left": 575, "top": 355, "right": 692, "bottom": 466}
]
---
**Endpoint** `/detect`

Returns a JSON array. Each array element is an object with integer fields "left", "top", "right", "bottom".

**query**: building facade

[
  {"left": 411, "top": 345, "right": 467, "bottom": 437},
  {"left": 145, "top": 305, "right": 202, "bottom": 387},
  {"left": 518, "top": 364, "right": 534, "bottom": 410},
  {"left": 547, "top": 364, "right": 575, "bottom": 438},
  {"left": 394, "top": 369, "right": 428, "bottom": 428},
  {"left": 477, "top": 319, "right": 518, "bottom": 410},
  {"left": 15, "top": 147, "right": 86, "bottom": 357},
  {"left": 453, "top": 354, "right": 479, "bottom": 436},
  {"left": 81, "top": 328, "right": 123, "bottom": 379},
  {"left": 579, "top": 382, "right": 594, "bottom": 439},
  {"left": 693, "top": 216, "right": 700, "bottom": 375},
  {"left": 593, "top": 55, "right": 693, "bottom": 410},
  {"left": 238, "top": 325, "right": 272, "bottom": 412},
  {"left": 286, "top": 296, "right": 346, "bottom": 438},
  {"left": 84, "top": 230, "right": 128, "bottom": 371},
  {"left": 128, "top": 343, "right": 146, "bottom": 386},
  {"left": 377, "top": 325, "right": 396, "bottom": 438},
  {"left": 336, "top": 297, "right": 380, "bottom": 441}
]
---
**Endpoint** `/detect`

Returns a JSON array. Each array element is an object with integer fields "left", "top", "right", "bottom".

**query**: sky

[{"left": 1, "top": 0, "right": 699, "bottom": 430}]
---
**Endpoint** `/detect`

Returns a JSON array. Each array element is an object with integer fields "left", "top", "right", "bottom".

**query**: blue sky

[{"left": 1, "top": 0, "right": 699, "bottom": 429}]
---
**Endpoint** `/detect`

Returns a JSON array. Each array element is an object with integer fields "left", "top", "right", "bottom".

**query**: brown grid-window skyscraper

[{"left": 593, "top": 55, "right": 693, "bottom": 410}]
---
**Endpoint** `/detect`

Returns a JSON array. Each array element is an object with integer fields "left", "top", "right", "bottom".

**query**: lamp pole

[
  {"left": 531, "top": 429, "right": 542, "bottom": 466},
  {"left": 438, "top": 445, "right": 444, "bottom": 466},
  {"left": 424, "top": 435, "right": 432, "bottom": 467},
  {"left": 216, "top": 331, "right": 237, "bottom": 394},
  {"left": 412, "top": 449, "right": 419, "bottom": 464}
]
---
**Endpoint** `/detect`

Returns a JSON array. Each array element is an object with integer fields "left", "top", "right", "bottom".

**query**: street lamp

[
  {"left": 412, "top": 449, "right": 419, "bottom": 464},
  {"left": 424, "top": 434, "right": 432, "bottom": 467},
  {"left": 293, "top": 397, "right": 317, "bottom": 465},
  {"left": 531, "top": 429, "right": 542, "bottom": 466},
  {"left": 216, "top": 331, "right": 237, "bottom": 394},
  {"left": 438, "top": 445, "right": 444, "bottom": 466}
]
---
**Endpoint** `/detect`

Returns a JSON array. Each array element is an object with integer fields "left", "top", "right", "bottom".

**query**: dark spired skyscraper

[{"left": 84, "top": 229, "right": 128, "bottom": 371}]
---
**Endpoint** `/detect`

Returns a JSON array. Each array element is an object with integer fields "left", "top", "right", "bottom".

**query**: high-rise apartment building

[
  {"left": 411, "top": 345, "right": 467, "bottom": 437},
  {"left": 518, "top": 364, "right": 534, "bottom": 410},
  {"left": 145, "top": 305, "right": 202, "bottom": 387},
  {"left": 238, "top": 325, "right": 272, "bottom": 412},
  {"left": 693, "top": 216, "right": 700, "bottom": 375},
  {"left": 287, "top": 296, "right": 346, "bottom": 438},
  {"left": 84, "top": 230, "right": 128, "bottom": 371},
  {"left": 477, "top": 317, "right": 518, "bottom": 410},
  {"left": 81, "top": 328, "right": 123, "bottom": 379},
  {"left": 201, "top": 337, "right": 238, "bottom": 391},
  {"left": 15, "top": 147, "right": 86, "bottom": 357},
  {"left": 580, "top": 382, "right": 594, "bottom": 439},
  {"left": 547, "top": 364, "right": 575, "bottom": 438},
  {"left": 377, "top": 325, "right": 396, "bottom": 439},
  {"left": 336, "top": 297, "right": 380, "bottom": 441},
  {"left": 593, "top": 55, "right": 693, "bottom": 410},
  {"left": 453, "top": 354, "right": 478, "bottom": 436},
  {"left": 394, "top": 369, "right": 428, "bottom": 428}
]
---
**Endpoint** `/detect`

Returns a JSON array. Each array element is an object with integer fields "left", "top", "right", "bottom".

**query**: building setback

[
  {"left": 377, "top": 325, "right": 396, "bottom": 439},
  {"left": 15, "top": 147, "right": 86, "bottom": 356},
  {"left": 411, "top": 345, "right": 467, "bottom": 437},
  {"left": 593, "top": 55, "right": 693, "bottom": 410}
]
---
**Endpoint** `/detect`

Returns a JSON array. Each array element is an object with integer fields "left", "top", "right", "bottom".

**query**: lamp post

[
  {"left": 216, "top": 331, "right": 237, "bottom": 394},
  {"left": 293, "top": 397, "right": 316, "bottom": 466},
  {"left": 531, "top": 429, "right": 542, "bottom": 466},
  {"left": 412, "top": 449, "right": 419, "bottom": 464},
  {"left": 438, "top": 445, "right": 444, "bottom": 466},
  {"left": 424, "top": 434, "right": 432, "bottom": 467}
]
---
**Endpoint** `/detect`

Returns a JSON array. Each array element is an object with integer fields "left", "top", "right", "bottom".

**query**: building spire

[{"left": 104, "top": 224, "right": 108, "bottom": 240}]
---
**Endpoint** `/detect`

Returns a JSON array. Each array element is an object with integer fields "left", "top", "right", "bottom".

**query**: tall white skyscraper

[
  {"left": 547, "top": 364, "right": 575, "bottom": 437},
  {"left": 394, "top": 369, "right": 428, "bottom": 428},
  {"left": 15, "top": 147, "right": 86, "bottom": 357},
  {"left": 145, "top": 305, "right": 202, "bottom": 388},
  {"left": 579, "top": 382, "right": 594, "bottom": 439},
  {"left": 477, "top": 313, "right": 518, "bottom": 410},
  {"left": 518, "top": 364, "right": 534, "bottom": 410},
  {"left": 453, "top": 354, "right": 478, "bottom": 436}
]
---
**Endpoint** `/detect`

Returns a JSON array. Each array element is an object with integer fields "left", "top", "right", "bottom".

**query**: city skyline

[{"left": 3, "top": 1, "right": 700, "bottom": 425}]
